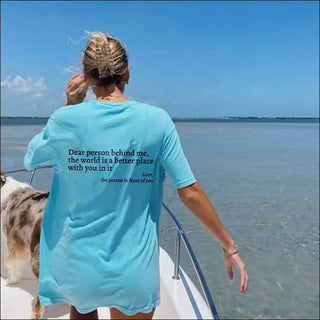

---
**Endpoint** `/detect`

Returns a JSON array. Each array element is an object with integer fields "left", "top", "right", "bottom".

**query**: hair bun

[
  {"left": 83, "top": 32, "right": 128, "bottom": 86},
  {"left": 94, "top": 34, "right": 115, "bottom": 78}
]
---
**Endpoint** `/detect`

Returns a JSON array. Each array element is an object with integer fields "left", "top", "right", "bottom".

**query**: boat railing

[
  {"left": 162, "top": 203, "right": 219, "bottom": 320},
  {"left": 5, "top": 166, "right": 219, "bottom": 320}
]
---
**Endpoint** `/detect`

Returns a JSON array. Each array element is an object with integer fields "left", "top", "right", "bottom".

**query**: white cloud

[
  {"left": 1, "top": 75, "right": 64, "bottom": 116},
  {"left": 1, "top": 75, "right": 49, "bottom": 98}
]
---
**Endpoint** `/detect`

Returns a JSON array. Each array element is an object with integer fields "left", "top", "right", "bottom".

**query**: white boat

[{"left": 1, "top": 167, "right": 219, "bottom": 319}]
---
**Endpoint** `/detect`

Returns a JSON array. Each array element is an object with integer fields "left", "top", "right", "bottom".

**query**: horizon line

[{"left": 1, "top": 116, "right": 319, "bottom": 119}]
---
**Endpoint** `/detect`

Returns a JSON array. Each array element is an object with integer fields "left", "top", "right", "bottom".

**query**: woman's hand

[
  {"left": 65, "top": 74, "right": 89, "bottom": 106},
  {"left": 224, "top": 251, "right": 249, "bottom": 294}
]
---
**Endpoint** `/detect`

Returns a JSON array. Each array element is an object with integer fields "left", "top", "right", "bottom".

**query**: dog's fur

[{"left": 1, "top": 170, "right": 49, "bottom": 319}]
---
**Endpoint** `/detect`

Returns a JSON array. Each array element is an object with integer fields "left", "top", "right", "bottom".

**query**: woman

[{"left": 24, "top": 32, "right": 248, "bottom": 320}]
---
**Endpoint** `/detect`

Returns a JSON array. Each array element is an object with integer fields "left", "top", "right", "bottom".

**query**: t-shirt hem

[
  {"left": 39, "top": 295, "right": 161, "bottom": 315},
  {"left": 175, "top": 176, "right": 197, "bottom": 189}
]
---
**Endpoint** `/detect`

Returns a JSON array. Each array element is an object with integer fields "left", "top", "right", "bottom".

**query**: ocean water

[{"left": 1, "top": 121, "right": 319, "bottom": 319}]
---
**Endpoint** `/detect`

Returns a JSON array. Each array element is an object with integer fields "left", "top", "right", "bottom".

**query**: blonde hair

[{"left": 83, "top": 32, "right": 128, "bottom": 86}]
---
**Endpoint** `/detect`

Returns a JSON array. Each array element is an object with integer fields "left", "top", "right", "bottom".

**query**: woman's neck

[{"left": 94, "top": 84, "right": 129, "bottom": 103}]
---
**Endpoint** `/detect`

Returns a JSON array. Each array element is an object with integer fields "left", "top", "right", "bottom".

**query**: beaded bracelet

[{"left": 223, "top": 244, "right": 239, "bottom": 258}]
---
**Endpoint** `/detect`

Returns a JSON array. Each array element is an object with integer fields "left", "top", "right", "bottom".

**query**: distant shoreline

[{"left": 1, "top": 116, "right": 319, "bottom": 125}]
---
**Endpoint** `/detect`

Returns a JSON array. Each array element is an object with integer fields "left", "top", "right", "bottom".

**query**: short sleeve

[
  {"left": 24, "top": 117, "right": 58, "bottom": 170},
  {"left": 159, "top": 121, "right": 196, "bottom": 189}
]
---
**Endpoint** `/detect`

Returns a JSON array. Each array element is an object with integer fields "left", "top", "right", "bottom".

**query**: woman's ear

[{"left": 123, "top": 68, "right": 130, "bottom": 84}]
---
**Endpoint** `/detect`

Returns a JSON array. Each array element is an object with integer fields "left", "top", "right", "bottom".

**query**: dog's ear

[{"left": 0, "top": 171, "right": 6, "bottom": 187}]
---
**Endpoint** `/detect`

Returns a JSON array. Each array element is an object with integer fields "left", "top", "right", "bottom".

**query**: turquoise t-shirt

[{"left": 24, "top": 100, "right": 196, "bottom": 315}]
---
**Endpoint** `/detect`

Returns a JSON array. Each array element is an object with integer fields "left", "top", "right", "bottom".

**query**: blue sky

[{"left": 1, "top": 1, "right": 319, "bottom": 117}]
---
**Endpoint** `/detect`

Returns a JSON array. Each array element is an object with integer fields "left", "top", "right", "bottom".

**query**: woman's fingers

[
  {"left": 66, "top": 74, "right": 87, "bottom": 92},
  {"left": 227, "top": 266, "right": 233, "bottom": 279},
  {"left": 237, "top": 262, "right": 248, "bottom": 294},
  {"left": 224, "top": 253, "right": 249, "bottom": 294},
  {"left": 67, "top": 75, "right": 86, "bottom": 91},
  {"left": 241, "top": 267, "right": 249, "bottom": 293},
  {"left": 65, "top": 74, "right": 89, "bottom": 105},
  {"left": 66, "top": 74, "right": 80, "bottom": 90},
  {"left": 239, "top": 267, "right": 246, "bottom": 293}
]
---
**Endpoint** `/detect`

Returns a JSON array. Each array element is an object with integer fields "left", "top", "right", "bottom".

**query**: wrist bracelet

[{"left": 223, "top": 244, "right": 239, "bottom": 258}]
